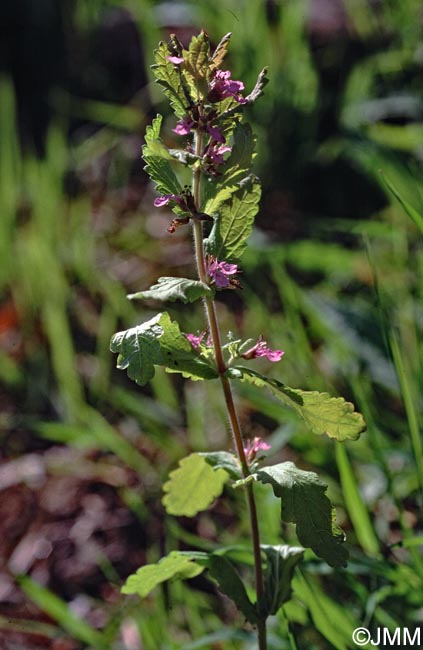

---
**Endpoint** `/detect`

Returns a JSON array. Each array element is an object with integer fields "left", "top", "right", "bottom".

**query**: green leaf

[
  {"left": 211, "top": 32, "right": 232, "bottom": 70},
  {"left": 255, "top": 462, "right": 348, "bottom": 567},
  {"left": 206, "top": 175, "right": 261, "bottom": 261},
  {"left": 158, "top": 312, "right": 218, "bottom": 380},
  {"left": 201, "top": 123, "right": 257, "bottom": 216},
  {"left": 152, "top": 43, "right": 188, "bottom": 118},
  {"left": 230, "top": 366, "right": 366, "bottom": 441},
  {"left": 110, "top": 312, "right": 218, "bottom": 386},
  {"left": 128, "top": 277, "right": 213, "bottom": 304},
  {"left": 110, "top": 313, "right": 163, "bottom": 386},
  {"left": 163, "top": 453, "right": 228, "bottom": 516},
  {"left": 183, "top": 32, "right": 210, "bottom": 98},
  {"left": 121, "top": 551, "right": 204, "bottom": 598},
  {"left": 199, "top": 450, "right": 242, "bottom": 480},
  {"left": 206, "top": 555, "right": 258, "bottom": 624},
  {"left": 380, "top": 170, "right": 423, "bottom": 236},
  {"left": 143, "top": 115, "right": 183, "bottom": 196},
  {"left": 245, "top": 67, "right": 269, "bottom": 104},
  {"left": 260, "top": 545, "right": 304, "bottom": 616}
]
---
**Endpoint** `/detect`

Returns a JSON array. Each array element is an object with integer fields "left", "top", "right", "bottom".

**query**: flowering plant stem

[
  {"left": 112, "top": 30, "right": 366, "bottom": 648},
  {"left": 192, "top": 131, "right": 267, "bottom": 648}
]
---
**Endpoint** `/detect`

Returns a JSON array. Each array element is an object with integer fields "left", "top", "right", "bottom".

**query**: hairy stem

[{"left": 191, "top": 131, "right": 267, "bottom": 649}]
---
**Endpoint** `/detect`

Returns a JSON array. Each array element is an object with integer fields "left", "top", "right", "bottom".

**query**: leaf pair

[
  {"left": 110, "top": 312, "right": 218, "bottom": 385},
  {"left": 162, "top": 452, "right": 348, "bottom": 567},
  {"left": 122, "top": 545, "right": 303, "bottom": 623}
]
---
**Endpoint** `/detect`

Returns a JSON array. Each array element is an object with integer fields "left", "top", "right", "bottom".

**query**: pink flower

[
  {"left": 206, "top": 256, "right": 239, "bottom": 288},
  {"left": 153, "top": 194, "right": 183, "bottom": 207},
  {"left": 209, "top": 69, "right": 247, "bottom": 104},
  {"left": 206, "top": 124, "right": 225, "bottom": 143},
  {"left": 207, "top": 143, "right": 232, "bottom": 165},
  {"left": 167, "top": 55, "right": 184, "bottom": 64},
  {"left": 243, "top": 437, "right": 271, "bottom": 464},
  {"left": 185, "top": 332, "right": 205, "bottom": 349},
  {"left": 173, "top": 116, "right": 195, "bottom": 136},
  {"left": 241, "top": 336, "right": 284, "bottom": 362}
]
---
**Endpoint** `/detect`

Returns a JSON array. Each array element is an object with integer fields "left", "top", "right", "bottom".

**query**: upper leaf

[
  {"left": 143, "top": 115, "right": 183, "bottom": 196},
  {"left": 201, "top": 123, "right": 256, "bottom": 216},
  {"left": 255, "top": 462, "right": 348, "bottom": 567},
  {"left": 128, "top": 277, "right": 214, "bottom": 304},
  {"left": 210, "top": 32, "right": 232, "bottom": 70},
  {"left": 121, "top": 551, "right": 204, "bottom": 597},
  {"left": 260, "top": 545, "right": 304, "bottom": 616},
  {"left": 183, "top": 31, "right": 211, "bottom": 99},
  {"left": 205, "top": 175, "right": 261, "bottom": 261},
  {"left": 199, "top": 450, "right": 242, "bottom": 480},
  {"left": 162, "top": 453, "right": 228, "bottom": 516},
  {"left": 110, "top": 312, "right": 218, "bottom": 386},
  {"left": 152, "top": 43, "right": 189, "bottom": 118},
  {"left": 110, "top": 314, "right": 163, "bottom": 386},
  {"left": 229, "top": 366, "right": 366, "bottom": 441}
]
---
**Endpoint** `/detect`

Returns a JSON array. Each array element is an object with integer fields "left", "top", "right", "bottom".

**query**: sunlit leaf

[
  {"left": 230, "top": 366, "right": 366, "bottom": 441},
  {"left": 163, "top": 453, "right": 228, "bottom": 516},
  {"left": 110, "top": 312, "right": 218, "bottom": 386},
  {"left": 206, "top": 175, "right": 261, "bottom": 261},
  {"left": 128, "top": 277, "right": 213, "bottom": 304},
  {"left": 152, "top": 43, "right": 188, "bottom": 118},
  {"left": 143, "top": 115, "right": 183, "bottom": 197},
  {"left": 255, "top": 462, "right": 348, "bottom": 567},
  {"left": 121, "top": 552, "right": 204, "bottom": 598}
]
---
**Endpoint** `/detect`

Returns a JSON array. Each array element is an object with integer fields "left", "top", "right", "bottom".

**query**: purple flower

[
  {"left": 241, "top": 336, "right": 284, "bottom": 362},
  {"left": 153, "top": 194, "right": 183, "bottom": 207},
  {"left": 167, "top": 55, "right": 184, "bottom": 64},
  {"left": 207, "top": 143, "right": 232, "bottom": 165},
  {"left": 206, "top": 256, "right": 239, "bottom": 288},
  {"left": 206, "top": 124, "right": 225, "bottom": 143},
  {"left": 185, "top": 332, "right": 205, "bottom": 349},
  {"left": 209, "top": 69, "right": 247, "bottom": 104},
  {"left": 243, "top": 437, "right": 271, "bottom": 464},
  {"left": 173, "top": 116, "right": 195, "bottom": 136}
]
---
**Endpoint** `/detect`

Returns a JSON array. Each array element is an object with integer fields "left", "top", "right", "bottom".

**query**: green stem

[{"left": 192, "top": 130, "right": 267, "bottom": 649}]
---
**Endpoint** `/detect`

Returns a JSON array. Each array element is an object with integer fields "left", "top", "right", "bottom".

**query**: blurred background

[{"left": 1, "top": 1, "right": 423, "bottom": 648}]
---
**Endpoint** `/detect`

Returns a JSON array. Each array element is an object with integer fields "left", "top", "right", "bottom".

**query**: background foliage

[{"left": 1, "top": 0, "right": 422, "bottom": 648}]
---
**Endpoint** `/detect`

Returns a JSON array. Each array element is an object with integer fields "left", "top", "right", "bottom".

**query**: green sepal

[
  {"left": 228, "top": 366, "right": 366, "bottom": 441},
  {"left": 128, "top": 277, "right": 214, "bottom": 304},
  {"left": 110, "top": 312, "right": 218, "bottom": 386},
  {"left": 254, "top": 462, "right": 348, "bottom": 568},
  {"left": 205, "top": 175, "right": 261, "bottom": 261},
  {"left": 162, "top": 453, "right": 228, "bottom": 516},
  {"left": 121, "top": 551, "right": 205, "bottom": 598},
  {"left": 199, "top": 450, "right": 242, "bottom": 480},
  {"left": 152, "top": 43, "right": 189, "bottom": 118},
  {"left": 143, "top": 115, "right": 183, "bottom": 196},
  {"left": 260, "top": 545, "right": 304, "bottom": 616}
]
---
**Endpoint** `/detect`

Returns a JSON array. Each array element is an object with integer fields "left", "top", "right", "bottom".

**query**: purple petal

[{"left": 207, "top": 125, "right": 225, "bottom": 143}]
